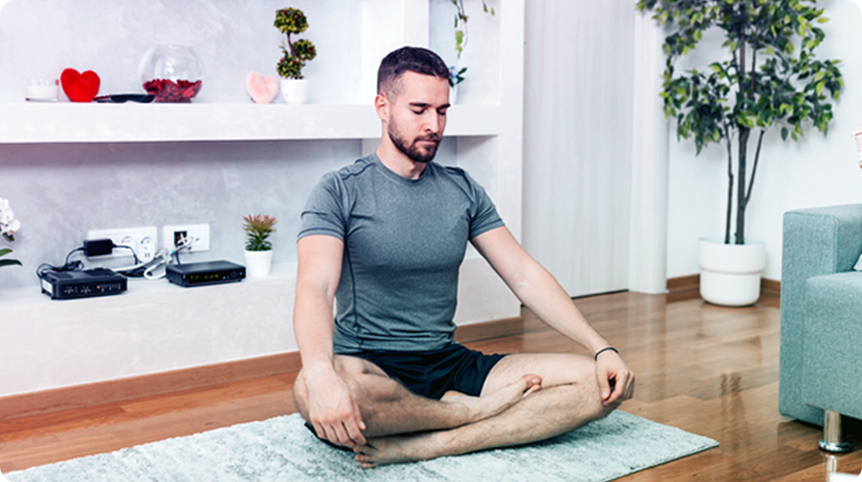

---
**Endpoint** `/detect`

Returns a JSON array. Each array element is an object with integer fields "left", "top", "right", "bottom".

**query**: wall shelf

[{"left": 0, "top": 103, "right": 501, "bottom": 144}]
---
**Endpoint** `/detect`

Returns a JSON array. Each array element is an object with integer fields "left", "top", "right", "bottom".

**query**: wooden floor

[{"left": 1, "top": 291, "right": 861, "bottom": 480}]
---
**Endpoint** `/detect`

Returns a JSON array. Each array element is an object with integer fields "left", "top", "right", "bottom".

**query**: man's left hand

[{"left": 595, "top": 351, "right": 635, "bottom": 405}]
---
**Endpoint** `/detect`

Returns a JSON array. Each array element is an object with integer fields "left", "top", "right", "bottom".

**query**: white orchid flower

[
  {"left": 4, "top": 218, "right": 20, "bottom": 234},
  {"left": 0, "top": 198, "right": 12, "bottom": 225},
  {"left": 0, "top": 198, "right": 20, "bottom": 241}
]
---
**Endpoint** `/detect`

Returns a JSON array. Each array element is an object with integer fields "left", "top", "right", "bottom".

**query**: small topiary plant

[{"left": 275, "top": 8, "right": 317, "bottom": 80}]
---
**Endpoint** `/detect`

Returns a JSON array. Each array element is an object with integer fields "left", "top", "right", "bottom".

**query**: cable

[
  {"left": 114, "top": 242, "right": 191, "bottom": 280},
  {"left": 173, "top": 235, "right": 192, "bottom": 265},
  {"left": 39, "top": 240, "right": 190, "bottom": 282},
  {"left": 111, "top": 243, "right": 140, "bottom": 265},
  {"left": 37, "top": 246, "right": 87, "bottom": 279},
  {"left": 64, "top": 247, "right": 84, "bottom": 266}
]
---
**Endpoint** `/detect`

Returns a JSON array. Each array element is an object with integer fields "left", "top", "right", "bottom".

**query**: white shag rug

[{"left": 6, "top": 411, "right": 717, "bottom": 482}]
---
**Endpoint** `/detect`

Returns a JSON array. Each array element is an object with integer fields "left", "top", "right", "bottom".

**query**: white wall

[{"left": 666, "top": 0, "right": 862, "bottom": 280}]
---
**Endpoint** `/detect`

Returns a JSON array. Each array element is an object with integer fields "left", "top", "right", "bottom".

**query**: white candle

[{"left": 25, "top": 79, "right": 59, "bottom": 101}]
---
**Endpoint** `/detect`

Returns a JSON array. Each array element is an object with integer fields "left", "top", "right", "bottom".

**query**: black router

[
  {"left": 166, "top": 261, "right": 246, "bottom": 287},
  {"left": 40, "top": 268, "right": 127, "bottom": 300}
]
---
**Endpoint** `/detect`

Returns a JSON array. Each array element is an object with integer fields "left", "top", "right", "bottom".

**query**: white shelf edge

[{"left": 0, "top": 103, "right": 501, "bottom": 144}]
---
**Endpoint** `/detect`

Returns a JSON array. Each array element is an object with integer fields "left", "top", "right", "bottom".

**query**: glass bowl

[{"left": 139, "top": 45, "right": 203, "bottom": 103}]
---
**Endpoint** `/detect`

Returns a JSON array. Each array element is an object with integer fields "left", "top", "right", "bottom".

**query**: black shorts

[{"left": 350, "top": 342, "right": 507, "bottom": 400}]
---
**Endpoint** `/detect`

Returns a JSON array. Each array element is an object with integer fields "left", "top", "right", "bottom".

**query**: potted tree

[
  {"left": 243, "top": 214, "right": 277, "bottom": 278},
  {"left": 637, "top": 0, "right": 843, "bottom": 306},
  {"left": 275, "top": 7, "right": 316, "bottom": 105}
]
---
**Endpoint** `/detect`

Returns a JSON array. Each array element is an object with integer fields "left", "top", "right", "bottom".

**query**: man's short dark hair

[{"left": 377, "top": 46, "right": 450, "bottom": 98}]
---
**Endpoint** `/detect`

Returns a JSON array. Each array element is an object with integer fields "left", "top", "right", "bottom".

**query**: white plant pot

[
  {"left": 698, "top": 237, "right": 766, "bottom": 306},
  {"left": 244, "top": 249, "right": 273, "bottom": 278},
  {"left": 280, "top": 78, "right": 310, "bottom": 105}
]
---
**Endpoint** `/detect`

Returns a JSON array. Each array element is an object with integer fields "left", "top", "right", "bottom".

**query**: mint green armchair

[{"left": 780, "top": 204, "right": 862, "bottom": 452}]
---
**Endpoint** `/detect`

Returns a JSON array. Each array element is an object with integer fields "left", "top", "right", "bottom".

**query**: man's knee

[
  {"left": 293, "top": 358, "right": 369, "bottom": 418},
  {"left": 580, "top": 360, "right": 620, "bottom": 422},
  {"left": 591, "top": 397, "right": 620, "bottom": 421},
  {"left": 293, "top": 370, "right": 311, "bottom": 420}
]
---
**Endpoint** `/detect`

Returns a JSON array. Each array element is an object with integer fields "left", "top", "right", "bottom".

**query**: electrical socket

[
  {"left": 163, "top": 224, "right": 210, "bottom": 252},
  {"left": 86, "top": 226, "right": 158, "bottom": 262}
]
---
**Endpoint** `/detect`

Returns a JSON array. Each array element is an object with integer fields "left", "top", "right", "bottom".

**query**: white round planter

[
  {"left": 244, "top": 249, "right": 273, "bottom": 278},
  {"left": 280, "top": 78, "right": 310, "bottom": 105},
  {"left": 698, "top": 237, "right": 766, "bottom": 307}
]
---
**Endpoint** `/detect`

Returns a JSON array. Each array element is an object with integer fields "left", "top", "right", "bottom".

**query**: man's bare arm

[
  {"left": 294, "top": 235, "right": 367, "bottom": 446},
  {"left": 470, "top": 226, "right": 635, "bottom": 404}
]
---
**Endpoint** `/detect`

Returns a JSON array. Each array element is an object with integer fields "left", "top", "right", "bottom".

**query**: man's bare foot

[
  {"left": 354, "top": 432, "right": 443, "bottom": 469},
  {"left": 441, "top": 374, "right": 541, "bottom": 424},
  {"left": 353, "top": 376, "right": 541, "bottom": 468}
]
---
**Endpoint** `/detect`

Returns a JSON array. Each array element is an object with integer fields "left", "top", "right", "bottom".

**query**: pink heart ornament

[{"left": 245, "top": 72, "right": 279, "bottom": 104}]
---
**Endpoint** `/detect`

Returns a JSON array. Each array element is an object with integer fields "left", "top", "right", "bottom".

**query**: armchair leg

[{"left": 819, "top": 410, "right": 851, "bottom": 453}]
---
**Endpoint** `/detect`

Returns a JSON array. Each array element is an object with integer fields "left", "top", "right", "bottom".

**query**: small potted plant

[
  {"left": 1, "top": 198, "right": 22, "bottom": 269},
  {"left": 275, "top": 7, "right": 316, "bottom": 105},
  {"left": 243, "top": 214, "right": 277, "bottom": 278}
]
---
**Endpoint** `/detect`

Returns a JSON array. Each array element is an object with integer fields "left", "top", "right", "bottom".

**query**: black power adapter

[{"left": 83, "top": 238, "right": 114, "bottom": 257}]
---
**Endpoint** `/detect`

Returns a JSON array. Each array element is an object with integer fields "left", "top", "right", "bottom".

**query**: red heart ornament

[{"left": 60, "top": 68, "right": 100, "bottom": 102}]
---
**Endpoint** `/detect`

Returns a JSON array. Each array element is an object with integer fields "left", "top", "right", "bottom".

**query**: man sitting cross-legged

[{"left": 292, "top": 46, "right": 635, "bottom": 469}]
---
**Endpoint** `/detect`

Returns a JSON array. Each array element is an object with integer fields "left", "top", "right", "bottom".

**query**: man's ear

[{"left": 374, "top": 93, "right": 389, "bottom": 122}]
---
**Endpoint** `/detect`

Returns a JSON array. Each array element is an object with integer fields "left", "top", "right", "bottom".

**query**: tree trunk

[
  {"left": 735, "top": 128, "right": 750, "bottom": 245},
  {"left": 724, "top": 131, "right": 734, "bottom": 245}
]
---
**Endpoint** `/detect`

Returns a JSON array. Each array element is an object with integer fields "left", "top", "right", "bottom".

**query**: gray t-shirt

[{"left": 298, "top": 153, "right": 504, "bottom": 353}]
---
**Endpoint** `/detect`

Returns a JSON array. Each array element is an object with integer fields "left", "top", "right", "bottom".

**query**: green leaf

[
  {"left": 0, "top": 259, "right": 22, "bottom": 268},
  {"left": 815, "top": 80, "right": 826, "bottom": 95},
  {"left": 781, "top": 127, "right": 789, "bottom": 141},
  {"left": 817, "top": 17, "right": 830, "bottom": 24}
]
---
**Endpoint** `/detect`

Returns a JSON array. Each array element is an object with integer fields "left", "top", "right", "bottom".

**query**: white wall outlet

[
  {"left": 163, "top": 223, "right": 210, "bottom": 252},
  {"left": 86, "top": 226, "right": 158, "bottom": 262}
]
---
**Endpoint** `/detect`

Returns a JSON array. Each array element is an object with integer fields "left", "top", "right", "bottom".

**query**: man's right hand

[{"left": 304, "top": 368, "right": 367, "bottom": 448}]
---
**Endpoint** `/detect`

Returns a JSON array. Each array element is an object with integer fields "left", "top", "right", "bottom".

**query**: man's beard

[{"left": 388, "top": 122, "right": 440, "bottom": 164}]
